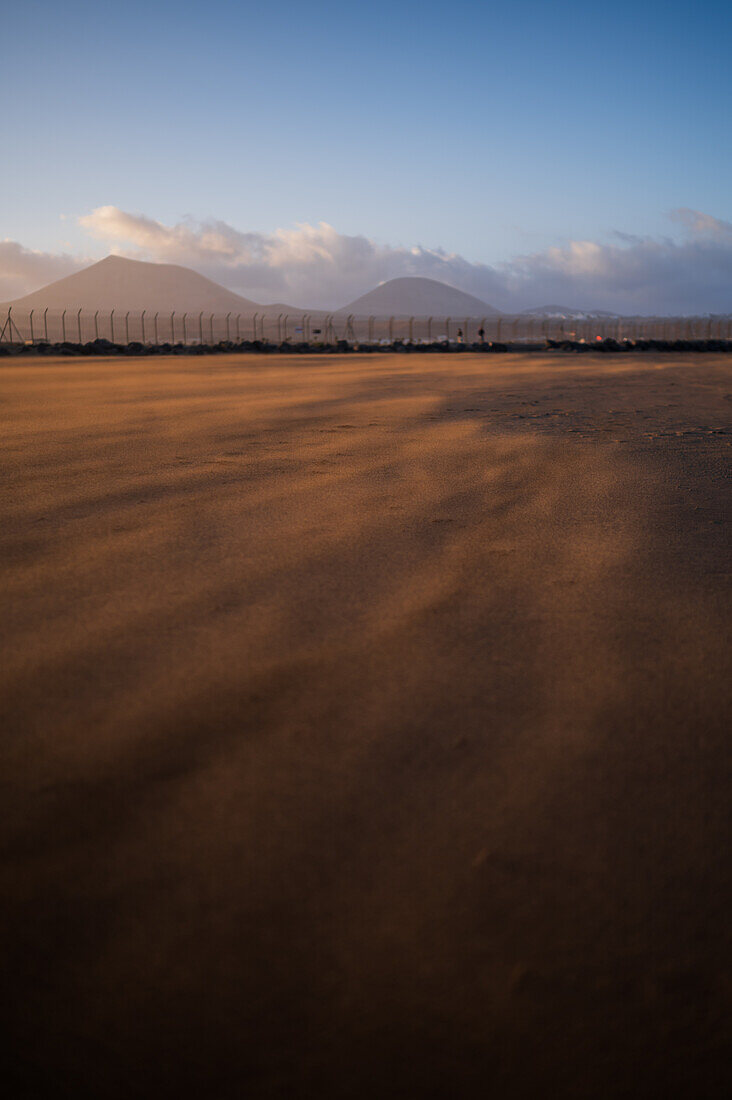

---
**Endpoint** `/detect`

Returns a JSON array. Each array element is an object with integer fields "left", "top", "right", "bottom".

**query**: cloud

[
  {"left": 670, "top": 208, "right": 732, "bottom": 237},
  {"left": 4, "top": 206, "right": 732, "bottom": 313},
  {"left": 77, "top": 206, "right": 507, "bottom": 308},
  {"left": 0, "top": 241, "right": 88, "bottom": 303},
  {"left": 499, "top": 224, "right": 732, "bottom": 315},
  {"left": 78, "top": 206, "right": 256, "bottom": 261}
]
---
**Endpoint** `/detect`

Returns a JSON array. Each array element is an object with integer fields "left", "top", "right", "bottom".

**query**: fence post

[
  {"left": 62, "top": 309, "right": 66, "bottom": 342},
  {"left": 125, "top": 312, "right": 130, "bottom": 345},
  {"left": 225, "top": 312, "right": 231, "bottom": 342},
  {"left": 171, "top": 311, "right": 176, "bottom": 343},
  {"left": 208, "top": 314, "right": 214, "bottom": 344},
  {"left": 0, "top": 306, "right": 22, "bottom": 342},
  {"left": 253, "top": 312, "right": 258, "bottom": 340},
  {"left": 153, "top": 312, "right": 158, "bottom": 345},
  {"left": 43, "top": 308, "right": 48, "bottom": 342},
  {"left": 283, "top": 315, "right": 289, "bottom": 342},
  {"left": 183, "top": 313, "right": 188, "bottom": 344},
  {"left": 277, "top": 313, "right": 282, "bottom": 343},
  {"left": 110, "top": 309, "right": 115, "bottom": 343},
  {"left": 236, "top": 314, "right": 241, "bottom": 342},
  {"left": 198, "top": 312, "right": 203, "bottom": 344},
  {"left": 94, "top": 310, "right": 99, "bottom": 340},
  {"left": 141, "top": 310, "right": 146, "bottom": 344},
  {"left": 77, "top": 308, "right": 82, "bottom": 344},
  {"left": 29, "top": 309, "right": 34, "bottom": 344}
]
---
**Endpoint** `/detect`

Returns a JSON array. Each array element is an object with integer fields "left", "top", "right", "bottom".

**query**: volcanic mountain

[
  {"left": 2, "top": 255, "right": 264, "bottom": 314},
  {"left": 3, "top": 258, "right": 501, "bottom": 319},
  {"left": 340, "top": 277, "right": 500, "bottom": 317}
]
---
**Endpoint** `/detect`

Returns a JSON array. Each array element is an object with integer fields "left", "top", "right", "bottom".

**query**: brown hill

[
  {"left": 2, "top": 255, "right": 262, "bottom": 314},
  {"left": 340, "top": 277, "right": 500, "bottom": 317}
]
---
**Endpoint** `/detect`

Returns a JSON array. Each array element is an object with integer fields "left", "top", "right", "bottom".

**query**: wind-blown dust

[{"left": 1, "top": 353, "right": 730, "bottom": 1098}]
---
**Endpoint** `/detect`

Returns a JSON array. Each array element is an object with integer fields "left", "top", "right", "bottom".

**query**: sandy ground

[{"left": 1, "top": 353, "right": 730, "bottom": 1098}]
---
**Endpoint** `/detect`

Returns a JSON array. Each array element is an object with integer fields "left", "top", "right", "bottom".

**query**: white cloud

[
  {"left": 77, "top": 206, "right": 505, "bottom": 308},
  {"left": 3, "top": 207, "right": 732, "bottom": 313},
  {"left": 0, "top": 241, "right": 88, "bottom": 303},
  {"left": 670, "top": 208, "right": 732, "bottom": 237},
  {"left": 499, "top": 213, "right": 732, "bottom": 314}
]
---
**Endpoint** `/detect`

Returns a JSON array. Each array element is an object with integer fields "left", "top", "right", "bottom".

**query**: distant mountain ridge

[
  {"left": 1, "top": 257, "right": 505, "bottom": 318},
  {"left": 521, "top": 304, "right": 618, "bottom": 319},
  {"left": 2, "top": 255, "right": 625, "bottom": 320}
]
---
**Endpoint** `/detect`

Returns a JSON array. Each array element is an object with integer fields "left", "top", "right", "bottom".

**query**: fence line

[{"left": 2, "top": 306, "right": 732, "bottom": 347}]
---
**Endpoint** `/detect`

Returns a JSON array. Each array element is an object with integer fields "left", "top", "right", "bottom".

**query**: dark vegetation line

[{"left": 2, "top": 337, "right": 732, "bottom": 359}]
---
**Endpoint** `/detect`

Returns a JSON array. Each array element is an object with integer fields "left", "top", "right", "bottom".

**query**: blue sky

[{"left": 3, "top": 0, "right": 732, "bottom": 311}]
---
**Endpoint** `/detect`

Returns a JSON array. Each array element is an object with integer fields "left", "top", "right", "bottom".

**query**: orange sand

[{"left": 1, "top": 353, "right": 730, "bottom": 1097}]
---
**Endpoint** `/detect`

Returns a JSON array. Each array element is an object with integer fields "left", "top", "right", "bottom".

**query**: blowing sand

[{"left": 1, "top": 353, "right": 730, "bottom": 1098}]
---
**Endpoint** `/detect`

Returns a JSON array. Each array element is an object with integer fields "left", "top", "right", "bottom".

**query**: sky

[{"left": 2, "top": 0, "right": 732, "bottom": 313}]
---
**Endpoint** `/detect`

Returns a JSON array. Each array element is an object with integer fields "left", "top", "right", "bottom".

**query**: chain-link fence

[{"left": 2, "top": 306, "right": 732, "bottom": 346}]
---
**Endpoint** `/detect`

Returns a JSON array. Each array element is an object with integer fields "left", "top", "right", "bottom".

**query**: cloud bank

[{"left": 3, "top": 206, "right": 732, "bottom": 313}]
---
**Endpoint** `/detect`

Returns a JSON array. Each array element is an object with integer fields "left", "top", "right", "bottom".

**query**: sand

[{"left": 1, "top": 353, "right": 730, "bottom": 1098}]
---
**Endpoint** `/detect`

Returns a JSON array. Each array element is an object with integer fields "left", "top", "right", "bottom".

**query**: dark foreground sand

[{"left": 1, "top": 354, "right": 730, "bottom": 1098}]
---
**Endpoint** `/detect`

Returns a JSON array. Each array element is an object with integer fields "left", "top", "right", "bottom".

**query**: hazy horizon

[{"left": 3, "top": 251, "right": 731, "bottom": 319}]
